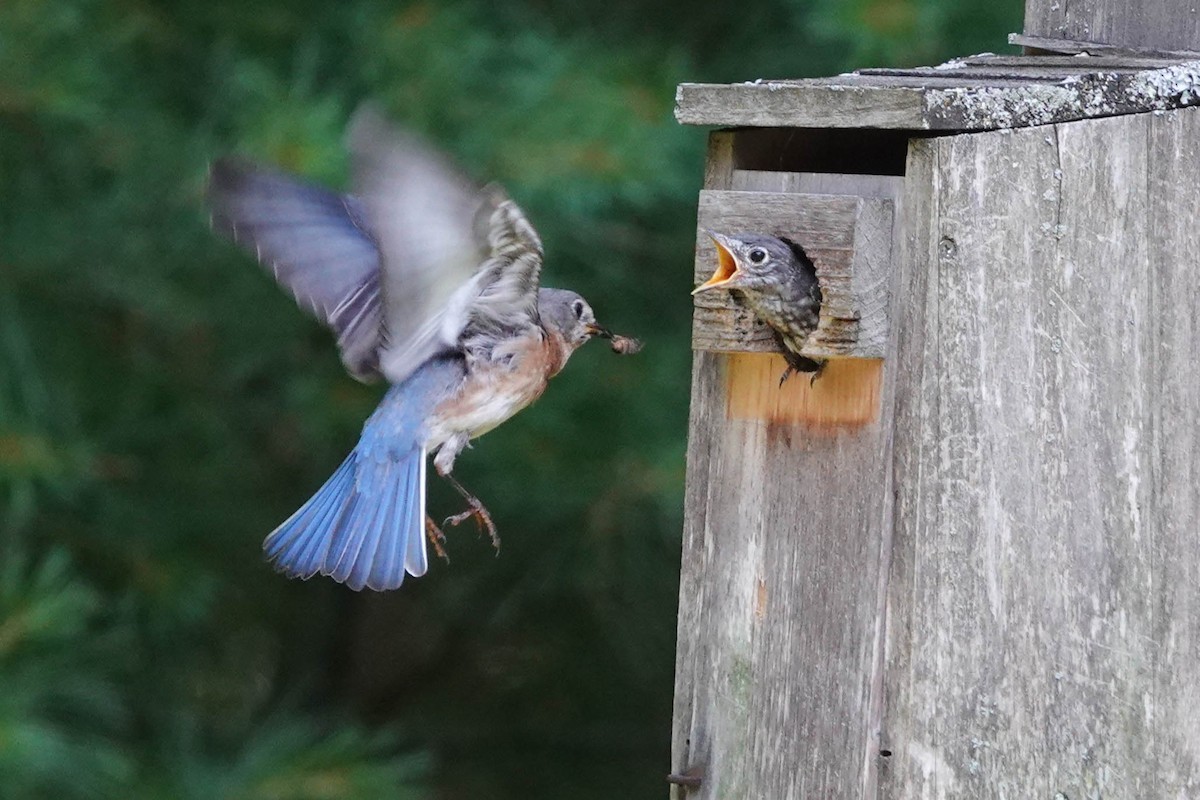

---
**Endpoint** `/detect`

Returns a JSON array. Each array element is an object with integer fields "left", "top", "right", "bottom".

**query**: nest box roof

[{"left": 675, "top": 54, "right": 1200, "bottom": 131}]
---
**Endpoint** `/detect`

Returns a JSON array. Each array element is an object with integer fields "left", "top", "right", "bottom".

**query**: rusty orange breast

[{"left": 427, "top": 330, "right": 571, "bottom": 444}]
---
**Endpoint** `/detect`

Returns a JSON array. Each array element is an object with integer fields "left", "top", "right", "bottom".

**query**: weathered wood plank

[
  {"left": 1145, "top": 105, "right": 1200, "bottom": 794},
  {"left": 922, "top": 64, "right": 1200, "bottom": 129},
  {"left": 670, "top": 131, "right": 735, "bottom": 800},
  {"left": 831, "top": 193, "right": 894, "bottom": 361},
  {"left": 878, "top": 136, "right": 942, "bottom": 796},
  {"left": 724, "top": 353, "right": 883, "bottom": 427},
  {"left": 816, "top": 74, "right": 1060, "bottom": 87},
  {"left": 883, "top": 106, "right": 1200, "bottom": 798},
  {"left": 671, "top": 157, "right": 902, "bottom": 799},
  {"left": 885, "top": 107, "right": 1071, "bottom": 800},
  {"left": 675, "top": 61, "right": 1200, "bottom": 131},
  {"left": 1023, "top": 0, "right": 1200, "bottom": 55},
  {"left": 692, "top": 188, "right": 894, "bottom": 359},
  {"left": 730, "top": 170, "right": 903, "bottom": 200},
  {"left": 1010, "top": 32, "right": 1200, "bottom": 59},
  {"left": 675, "top": 82, "right": 929, "bottom": 129},
  {"left": 965, "top": 53, "right": 1193, "bottom": 68}
]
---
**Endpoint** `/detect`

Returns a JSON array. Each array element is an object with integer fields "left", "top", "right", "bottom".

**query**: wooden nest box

[{"left": 671, "top": 3, "right": 1200, "bottom": 798}]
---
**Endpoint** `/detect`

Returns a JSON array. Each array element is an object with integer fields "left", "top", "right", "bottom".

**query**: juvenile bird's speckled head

[
  {"left": 692, "top": 232, "right": 809, "bottom": 295},
  {"left": 693, "top": 230, "right": 825, "bottom": 382}
]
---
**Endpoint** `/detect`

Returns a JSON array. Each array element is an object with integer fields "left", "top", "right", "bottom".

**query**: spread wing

[
  {"left": 207, "top": 159, "right": 384, "bottom": 381},
  {"left": 345, "top": 106, "right": 544, "bottom": 384},
  {"left": 207, "top": 106, "right": 545, "bottom": 386}
]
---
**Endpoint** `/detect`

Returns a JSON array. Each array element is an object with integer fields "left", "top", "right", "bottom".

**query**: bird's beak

[
  {"left": 693, "top": 232, "right": 742, "bottom": 295},
  {"left": 585, "top": 323, "right": 613, "bottom": 339},
  {"left": 587, "top": 322, "right": 642, "bottom": 354}
]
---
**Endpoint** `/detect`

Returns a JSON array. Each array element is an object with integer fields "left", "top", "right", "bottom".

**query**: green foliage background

[{"left": 0, "top": 0, "right": 1020, "bottom": 797}]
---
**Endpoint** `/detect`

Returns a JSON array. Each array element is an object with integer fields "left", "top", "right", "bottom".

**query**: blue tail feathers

[
  {"left": 262, "top": 356, "right": 465, "bottom": 591},
  {"left": 263, "top": 443, "right": 428, "bottom": 591}
]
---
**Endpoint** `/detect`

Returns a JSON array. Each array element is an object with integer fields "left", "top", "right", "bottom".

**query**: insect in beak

[{"left": 587, "top": 322, "right": 641, "bottom": 354}]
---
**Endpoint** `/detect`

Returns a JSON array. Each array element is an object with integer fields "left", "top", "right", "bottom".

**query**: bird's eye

[
  {"left": 748, "top": 248, "right": 768, "bottom": 264},
  {"left": 572, "top": 300, "right": 586, "bottom": 319}
]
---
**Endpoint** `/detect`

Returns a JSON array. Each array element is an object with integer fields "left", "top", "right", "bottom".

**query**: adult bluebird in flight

[
  {"left": 207, "top": 107, "right": 639, "bottom": 592},
  {"left": 693, "top": 232, "right": 824, "bottom": 383}
]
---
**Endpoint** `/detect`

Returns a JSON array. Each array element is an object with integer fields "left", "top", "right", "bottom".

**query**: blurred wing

[
  {"left": 456, "top": 186, "right": 545, "bottom": 340},
  {"left": 346, "top": 107, "right": 544, "bottom": 384},
  {"left": 346, "top": 108, "right": 482, "bottom": 382},
  {"left": 207, "top": 158, "right": 383, "bottom": 381}
]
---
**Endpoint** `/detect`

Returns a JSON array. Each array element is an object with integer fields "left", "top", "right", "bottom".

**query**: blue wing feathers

[{"left": 207, "top": 158, "right": 384, "bottom": 380}]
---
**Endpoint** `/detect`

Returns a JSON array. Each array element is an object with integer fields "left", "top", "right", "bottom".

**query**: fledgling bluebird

[
  {"left": 693, "top": 232, "right": 824, "bottom": 384},
  {"left": 206, "top": 107, "right": 639, "bottom": 591}
]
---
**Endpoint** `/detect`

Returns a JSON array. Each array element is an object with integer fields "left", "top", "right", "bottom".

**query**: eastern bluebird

[
  {"left": 206, "top": 107, "right": 638, "bottom": 591},
  {"left": 693, "top": 232, "right": 824, "bottom": 383}
]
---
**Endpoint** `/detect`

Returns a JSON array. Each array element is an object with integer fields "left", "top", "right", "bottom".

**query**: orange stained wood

[{"left": 724, "top": 352, "right": 882, "bottom": 429}]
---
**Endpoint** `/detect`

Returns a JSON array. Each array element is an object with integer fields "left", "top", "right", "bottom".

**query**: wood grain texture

[
  {"left": 675, "top": 81, "right": 928, "bottom": 129},
  {"left": 883, "top": 106, "right": 1200, "bottom": 798},
  {"left": 692, "top": 186, "right": 896, "bottom": 359},
  {"left": 960, "top": 54, "right": 1190, "bottom": 68},
  {"left": 1010, "top": 33, "right": 1200, "bottom": 59},
  {"left": 725, "top": 354, "right": 882, "bottom": 428},
  {"left": 670, "top": 131, "right": 735, "bottom": 800},
  {"left": 675, "top": 58, "right": 1200, "bottom": 131},
  {"left": 1146, "top": 106, "right": 1200, "bottom": 792},
  {"left": 1024, "top": 0, "right": 1200, "bottom": 54},
  {"left": 675, "top": 108, "right": 1200, "bottom": 800},
  {"left": 671, "top": 147, "right": 903, "bottom": 797}
]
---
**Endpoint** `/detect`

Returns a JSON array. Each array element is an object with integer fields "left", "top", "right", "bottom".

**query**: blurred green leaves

[
  {"left": 0, "top": 549, "right": 129, "bottom": 797},
  {"left": 0, "top": 0, "right": 1020, "bottom": 796},
  {"left": 130, "top": 718, "right": 425, "bottom": 800},
  {"left": 0, "top": 549, "right": 427, "bottom": 799}
]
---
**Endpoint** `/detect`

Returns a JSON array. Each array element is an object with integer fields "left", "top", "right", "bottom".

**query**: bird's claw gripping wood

[
  {"left": 425, "top": 516, "right": 450, "bottom": 564},
  {"left": 778, "top": 359, "right": 826, "bottom": 388},
  {"left": 808, "top": 362, "right": 825, "bottom": 387}
]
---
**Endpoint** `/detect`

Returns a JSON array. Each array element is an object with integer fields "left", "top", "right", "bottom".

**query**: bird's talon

[
  {"left": 810, "top": 361, "right": 827, "bottom": 386},
  {"left": 484, "top": 516, "right": 501, "bottom": 554},
  {"left": 439, "top": 472, "right": 501, "bottom": 553},
  {"left": 443, "top": 509, "right": 474, "bottom": 529},
  {"left": 443, "top": 505, "right": 502, "bottom": 554},
  {"left": 425, "top": 516, "right": 450, "bottom": 564}
]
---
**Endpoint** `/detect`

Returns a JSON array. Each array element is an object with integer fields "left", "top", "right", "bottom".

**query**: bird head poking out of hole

[{"left": 693, "top": 231, "right": 798, "bottom": 295}]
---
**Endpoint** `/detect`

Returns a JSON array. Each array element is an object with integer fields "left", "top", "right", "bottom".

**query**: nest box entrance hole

[{"left": 729, "top": 127, "right": 913, "bottom": 176}]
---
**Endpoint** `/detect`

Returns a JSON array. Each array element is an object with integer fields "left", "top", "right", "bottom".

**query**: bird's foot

[
  {"left": 444, "top": 501, "right": 501, "bottom": 554},
  {"left": 425, "top": 516, "right": 450, "bottom": 564},
  {"left": 778, "top": 358, "right": 827, "bottom": 387},
  {"left": 438, "top": 470, "right": 501, "bottom": 554},
  {"left": 809, "top": 360, "right": 827, "bottom": 386}
]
